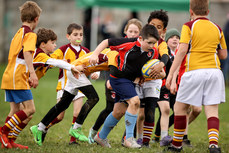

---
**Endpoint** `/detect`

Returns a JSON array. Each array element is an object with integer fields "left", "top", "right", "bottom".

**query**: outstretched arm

[{"left": 89, "top": 39, "right": 109, "bottom": 65}]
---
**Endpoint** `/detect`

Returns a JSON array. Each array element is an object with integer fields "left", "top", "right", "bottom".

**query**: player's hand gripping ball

[{"left": 142, "top": 59, "right": 160, "bottom": 78}]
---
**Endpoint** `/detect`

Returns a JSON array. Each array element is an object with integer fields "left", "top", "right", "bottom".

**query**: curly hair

[
  {"left": 147, "top": 9, "right": 169, "bottom": 29},
  {"left": 36, "top": 28, "right": 57, "bottom": 48}
]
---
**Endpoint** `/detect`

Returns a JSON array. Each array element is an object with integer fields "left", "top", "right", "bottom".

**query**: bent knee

[{"left": 192, "top": 107, "right": 202, "bottom": 116}]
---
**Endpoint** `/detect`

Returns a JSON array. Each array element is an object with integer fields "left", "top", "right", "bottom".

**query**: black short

[{"left": 158, "top": 86, "right": 176, "bottom": 108}]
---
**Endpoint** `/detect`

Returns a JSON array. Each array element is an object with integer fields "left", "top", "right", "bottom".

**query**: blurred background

[{"left": 0, "top": 0, "right": 229, "bottom": 83}]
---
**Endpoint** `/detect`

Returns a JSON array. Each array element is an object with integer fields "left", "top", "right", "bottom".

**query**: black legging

[
  {"left": 92, "top": 82, "right": 115, "bottom": 131},
  {"left": 41, "top": 85, "right": 99, "bottom": 126}
]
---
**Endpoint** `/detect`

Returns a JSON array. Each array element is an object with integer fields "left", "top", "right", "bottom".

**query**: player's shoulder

[
  {"left": 59, "top": 43, "right": 71, "bottom": 52},
  {"left": 80, "top": 45, "right": 90, "bottom": 53}
]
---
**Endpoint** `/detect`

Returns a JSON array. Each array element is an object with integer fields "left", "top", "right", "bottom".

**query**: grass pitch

[{"left": 0, "top": 66, "right": 229, "bottom": 153}]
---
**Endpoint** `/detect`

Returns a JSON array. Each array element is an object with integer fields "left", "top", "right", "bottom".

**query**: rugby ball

[{"left": 142, "top": 59, "right": 160, "bottom": 78}]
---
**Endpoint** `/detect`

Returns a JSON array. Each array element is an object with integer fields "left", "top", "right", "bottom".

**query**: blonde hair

[
  {"left": 19, "top": 1, "right": 42, "bottom": 23},
  {"left": 124, "top": 18, "right": 142, "bottom": 34},
  {"left": 190, "top": 0, "right": 209, "bottom": 16}
]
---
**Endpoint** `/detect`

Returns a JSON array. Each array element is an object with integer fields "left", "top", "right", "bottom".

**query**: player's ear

[
  {"left": 40, "top": 42, "right": 45, "bottom": 48},
  {"left": 66, "top": 34, "right": 69, "bottom": 39},
  {"left": 34, "top": 17, "right": 39, "bottom": 23},
  {"left": 189, "top": 9, "right": 194, "bottom": 16}
]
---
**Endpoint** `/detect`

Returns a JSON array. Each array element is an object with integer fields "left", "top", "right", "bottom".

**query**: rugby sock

[
  {"left": 38, "top": 122, "right": 47, "bottom": 132},
  {"left": 125, "top": 111, "right": 137, "bottom": 139},
  {"left": 73, "top": 122, "right": 82, "bottom": 129},
  {"left": 207, "top": 117, "right": 219, "bottom": 147},
  {"left": 143, "top": 122, "right": 154, "bottom": 144},
  {"left": 137, "top": 133, "right": 143, "bottom": 139},
  {"left": 183, "top": 135, "right": 188, "bottom": 140},
  {"left": 8, "top": 122, "right": 27, "bottom": 141},
  {"left": 46, "top": 117, "right": 62, "bottom": 129},
  {"left": 2, "top": 110, "right": 27, "bottom": 134},
  {"left": 153, "top": 134, "right": 160, "bottom": 141},
  {"left": 5, "top": 116, "right": 13, "bottom": 138},
  {"left": 161, "top": 130, "right": 168, "bottom": 140},
  {"left": 5, "top": 116, "right": 11, "bottom": 123},
  {"left": 70, "top": 116, "right": 77, "bottom": 142},
  {"left": 172, "top": 115, "right": 186, "bottom": 147},
  {"left": 99, "top": 112, "right": 119, "bottom": 139}
]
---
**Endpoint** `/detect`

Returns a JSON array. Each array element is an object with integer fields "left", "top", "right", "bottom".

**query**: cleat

[
  {"left": 209, "top": 145, "right": 221, "bottom": 153},
  {"left": 136, "top": 138, "right": 143, "bottom": 145},
  {"left": 88, "top": 128, "right": 97, "bottom": 144},
  {"left": 69, "top": 127, "right": 88, "bottom": 142},
  {"left": 151, "top": 136, "right": 160, "bottom": 144},
  {"left": 69, "top": 141, "right": 80, "bottom": 145},
  {"left": 164, "top": 144, "right": 182, "bottom": 152},
  {"left": 0, "top": 127, "right": 12, "bottom": 149},
  {"left": 123, "top": 137, "right": 141, "bottom": 148},
  {"left": 30, "top": 125, "right": 43, "bottom": 146},
  {"left": 121, "top": 136, "right": 125, "bottom": 146},
  {"left": 94, "top": 132, "right": 111, "bottom": 148},
  {"left": 142, "top": 142, "right": 150, "bottom": 148},
  {"left": 9, "top": 139, "right": 28, "bottom": 149},
  {"left": 69, "top": 136, "right": 79, "bottom": 145},
  {"left": 182, "top": 139, "right": 192, "bottom": 147},
  {"left": 160, "top": 135, "right": 173, "bottom": 147}
]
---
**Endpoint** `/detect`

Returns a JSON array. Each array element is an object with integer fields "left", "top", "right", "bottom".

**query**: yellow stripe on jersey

[{"left": 180, "top": 18, "right": 227, "bottom": 71}]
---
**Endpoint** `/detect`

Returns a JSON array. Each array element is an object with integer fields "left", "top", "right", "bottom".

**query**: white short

[
  {"left": 135, "top": 79, "right": 162, "bottom": 99},
  {"left": 64, "top": 70, "right": 91, "bottom": 95},
  {"left": 176, "top": 69, "right": 225, "bottom": 106},
  {"left": 57, "top": 89, "right": 85, "bottom": 101}
]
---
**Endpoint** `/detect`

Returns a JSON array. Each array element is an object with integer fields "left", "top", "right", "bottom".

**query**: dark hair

[
  {"left": 67, "top": 23, "right": 83, "bottom": 35},
  {"left": 147, "top": 9, "right": 169, "bottom": 29},
  {"left": 190, "top": 0, "right": 209, "bottom": 15},
  {"left": 140, "top": 24, "right": 160, "bottom": 41},
  {"left": 36, "top": 28, "right": 57, "bottom": 48}
]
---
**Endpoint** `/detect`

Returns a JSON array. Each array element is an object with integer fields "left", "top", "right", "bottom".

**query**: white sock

[
  {"left": 38, "top": 122, "right": 46, "bottom": 132},
  {"left": 73, "top": 122, "right": 82, "bottom": 129},
  {"left": 209, "top": 144, "right": 218, "bottom": 148},
  {"left": 161, "top": 130, "right": 168, "bottom": 139},
  {"left": 137, "top": 133, "right": 143, "bottom": 139}
]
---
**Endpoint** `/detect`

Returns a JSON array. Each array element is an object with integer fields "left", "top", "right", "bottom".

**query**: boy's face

[
  {"left": 67, "top": 29, "right": 83, "bottom": 46},
  {"left": 139, "top": 36, "right": 157, "bottom": 52},
  {"left": 125, "top": 24, "right": 140, "bottom": 38},
  {"left": 149, "top": 18, "right": 166, "bottom": 38},
  {"left": 43, "top": 40, "right": 57, "bottom": 54},
  {"left": 167, "top": 35, "right": 180, "bottom": 50}
]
